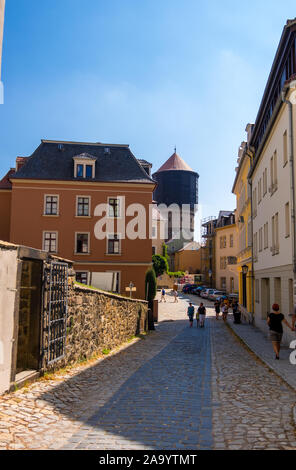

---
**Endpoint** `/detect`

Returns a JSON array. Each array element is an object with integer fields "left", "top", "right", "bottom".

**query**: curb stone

[{"left": 226, "top": 320, "right": 296, "bottom": 427}]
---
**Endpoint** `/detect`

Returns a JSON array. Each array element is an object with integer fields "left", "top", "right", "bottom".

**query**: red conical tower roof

[{"left": 156, "top": 152, "right": 193, "bottom": 173}]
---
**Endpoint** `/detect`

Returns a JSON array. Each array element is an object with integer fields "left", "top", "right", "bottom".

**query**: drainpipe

[
  {"left": 246, "top": 151, "right": 255, "bottom": 325},
  {"left": 282, "top": 85, "right": 296, "bottom": 316}
]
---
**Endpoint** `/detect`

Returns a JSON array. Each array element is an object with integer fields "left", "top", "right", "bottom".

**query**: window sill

[
  {"left": 269, "top": 183, "right": 278, "bottom": 196},
  {"left": 75, "top": 215, "right": 91, "bottom": 218},
  {"left": 105, "top": 253, "right": 122, "bottom": 256},
  {"left": 74, "top": 252, "right": 91, "bottom": 256},
  {"left": 43, "top": 214, "right": 59, "bottom": 217}
]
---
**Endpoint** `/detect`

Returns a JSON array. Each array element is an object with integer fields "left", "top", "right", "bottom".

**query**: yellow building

[
  {"left": 215, "top": 219, "right": 239, "bottom": 294},
  {"left": 232, "top": 127, "right": 254, "bottom": 322},
  {"left": 174, "top": 241, "right": 201, "bottom": 274},
  {"left": 0, "top": 0, "right": 5, "bottom": 82}
]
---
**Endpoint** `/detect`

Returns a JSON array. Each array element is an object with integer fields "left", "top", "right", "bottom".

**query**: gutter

[
  {"left": 246, "top": 149, "right": 255, "bottom": 325},
  {"left": 282, "top": 85, "right": 296, "bottom": 282}
]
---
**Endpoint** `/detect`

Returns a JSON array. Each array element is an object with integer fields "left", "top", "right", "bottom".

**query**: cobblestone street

[{"left": 0, "top": 291, "right": 296, "bottom": 450}]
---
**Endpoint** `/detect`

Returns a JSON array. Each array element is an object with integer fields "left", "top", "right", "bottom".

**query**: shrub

[
  {"left": 152, "top": 254, "right": 169, "bottom": 277},
  {"left": 145, "top": 268, "right": 157, "bottom": 309}
]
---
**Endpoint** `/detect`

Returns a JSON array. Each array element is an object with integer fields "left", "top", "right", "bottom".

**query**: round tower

[{"left": 153, "top": 151, "right": 199, "bottom": 244}]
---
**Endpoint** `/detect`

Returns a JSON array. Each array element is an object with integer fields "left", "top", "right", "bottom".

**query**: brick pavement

[
  {"left": 0, "top": 290, "right": 295, "bottom": 450},
  {"left": 227, "top": 315, "right": 296, "bottom": 391}
]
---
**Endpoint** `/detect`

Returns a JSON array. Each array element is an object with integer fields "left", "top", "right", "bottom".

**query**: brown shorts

[{"left": 269, "top": 330, "right": 283, "bottom": 343}]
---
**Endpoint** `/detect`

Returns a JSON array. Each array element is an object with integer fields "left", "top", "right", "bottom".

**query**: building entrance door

[
  {"left": 16, "top": 259, "right": 43, "bottom": 374},
  {"left": 261, "top": 278, "right": 270, "bottom": 319},
  {"left": 242, "top": 273, "right": 247, "bottom": 308}
]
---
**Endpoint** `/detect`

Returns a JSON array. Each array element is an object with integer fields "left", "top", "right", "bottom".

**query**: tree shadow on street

[{"left": 39, "top": 319, "right": 213, "bottom": 450}]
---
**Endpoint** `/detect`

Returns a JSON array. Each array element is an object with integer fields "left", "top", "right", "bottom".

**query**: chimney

[{"left": 15, "top": 157, "right": 28, "bottom": 172}]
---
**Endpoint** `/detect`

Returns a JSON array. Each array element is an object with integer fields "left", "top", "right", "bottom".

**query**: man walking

[
  {"left": 173, "top": 289, "right": 179, "bottom": 303},
  {"left": 198, "top": 303, "right": 206, "bottom": 328},
  {"left": 160, "top": 288, "right": 166, "bottom": 303},
  {"left": 187, "top": 303, "right": 194, "bottom": 328}
]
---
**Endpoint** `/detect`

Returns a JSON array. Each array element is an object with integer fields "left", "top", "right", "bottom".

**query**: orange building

[
  {"left": 174, "top": 241, "right": 201, "bottom": 274},
  {"left": 0, "top": 140, "right": 156, "bottom": 299}
]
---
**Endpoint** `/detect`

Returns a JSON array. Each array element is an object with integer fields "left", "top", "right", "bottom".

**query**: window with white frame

[
  {"left": 76, "top": 272, "right": 89, "bottom": 285},
  {"left": 107, "top": 234, "right": 120, "bottom": 254},
  {"left": 258, "top": 178, "right": 262, "bottom": 203},
  {"left": 264, "top": 222, "right": 269, "bottom": 249},
  {"left": 77, "top": 197, "right": 90, "bottom": 217},
  {"left": 253, "top": 187, "right": 257, "bottom": 218},
  {"left": 263, "top": 168, "right": 267, "bottom": 196},
  {"left": 255, "top": 279, "right": 260, "bottom": 303},
  {"left": 283, "top": 130, "right": 288, "bottom": 167},
  {"left": 109, "top": 271, "right": 120, "bottom": 293},
  {"left": 108, "top": 198, "right": 121, "bottom": 218},
  {"left": 285, "top": 202, "right": 290, "bottom": 238},
  {"left": 44, "top": 195, "right": 59, "bottom": 215},
  {"left": 254, "top": 232, "right": 258, "bottom": 261},
  {"left": 73, "top": 155, "right": 96, "bottom": 179},
  {"left": 221, "top": 277, "right": 226, "bottom": 290},
  {"left": 43, "top": 231, "right": 58, "bottom": 253},
  {"left": 269, "top": 151, "right": 278, "bottom": 194},
  {"left": 76, "top": 233, "right": 90, "bottom": 254},
  {"left": 230, "top": 234, "right": 234, "bottom": 248},
  {"left": 259, "top": 227, "right": 263, "bottom": 252},
  {"left": 271, "top": 213, "right": 279, "bottom": 254}
]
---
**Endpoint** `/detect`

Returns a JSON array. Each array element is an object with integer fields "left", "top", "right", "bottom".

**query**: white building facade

[
  {"left": 248, "top": 19, "right": 296, "bottom": 346},
  {"left": 251, "top": 94, "right": 296, "bottom": 345}
]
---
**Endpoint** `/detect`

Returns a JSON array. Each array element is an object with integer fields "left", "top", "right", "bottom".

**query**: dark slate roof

[
  {"left": 138, "top": 159, "right": 152, "bottom": 167},
  {"left": 0, "top": 169, "right": 16, "bottom": 189},
  {"left": 11, "top": 141, "right": 156, "bottom": 184}
]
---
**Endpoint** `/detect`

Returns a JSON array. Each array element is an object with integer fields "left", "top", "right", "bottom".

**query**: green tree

[
  {"left": 152, "top": 254, "right": 169, "bottom": 277},
  {"left": 162, "top": 243, "right": 169, "bottom": 262},
  {"left": 145, "top": 268, "right": 157, "bottom": 308}
]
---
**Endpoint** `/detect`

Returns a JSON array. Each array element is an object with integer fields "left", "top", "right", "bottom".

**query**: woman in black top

[{"left": 267, "top": 303, "right": 294, "bottom": 360}]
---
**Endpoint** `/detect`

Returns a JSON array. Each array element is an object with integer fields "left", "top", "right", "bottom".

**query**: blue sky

[{"left": 1, "top": 0, "right": 296, "bottom": 229}]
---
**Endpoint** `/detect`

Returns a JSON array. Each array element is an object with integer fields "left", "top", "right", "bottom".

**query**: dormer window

[{"left": 73, "top": 153, "right": 97, "bottom": 179}]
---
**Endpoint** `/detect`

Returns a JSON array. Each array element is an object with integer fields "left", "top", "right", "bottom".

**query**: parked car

[
  {"left": 187, "top": 284, "right": 199, "bottom": 294},
  {"left": 182, "top": 284, "right": 192, "bottom": 293},
  {"left": 201, "top": 288, "right": 215, "bottom": 299},
  {"left": 228, "top": 293, "right": 239, "bottom": 305},
  {"left": 191, "top": 286, "right": 206, "bottom": 296},
  {"left": 209, "top": 290, "right": 226, "bottom": 301},
  {"left": 216, "top": 294, "right": 229, "bottom": 303}
]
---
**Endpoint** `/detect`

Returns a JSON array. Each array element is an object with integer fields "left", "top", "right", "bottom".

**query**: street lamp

[{"left": 242, "top": 265, "right": 249, "bottom": 275}]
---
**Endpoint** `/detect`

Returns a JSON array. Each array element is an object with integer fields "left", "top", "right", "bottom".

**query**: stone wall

[{"left": 48, "top": 277, "right": 148, "bottom": 369}]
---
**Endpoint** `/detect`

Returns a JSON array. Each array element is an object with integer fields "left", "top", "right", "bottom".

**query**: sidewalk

[{"left": 226, "top": 315, "right": 296, "bottom": 391}]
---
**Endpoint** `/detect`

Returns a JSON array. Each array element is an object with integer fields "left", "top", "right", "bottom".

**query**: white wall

[
  {"left": 252, "top": 100, "right": 296, "bottom": 344},
  {"left": 0, "top": 247, "right": 18, "bottom": 394}
]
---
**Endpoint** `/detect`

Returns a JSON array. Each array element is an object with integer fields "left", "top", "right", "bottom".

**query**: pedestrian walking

[
  {"left": 233, "top": 301, "right": 241, "bottom": 324},
  {"left": 187, "top": 303, "right": 194, "bottom": 328},
  {"left": 267, "top": 303, "right": 294, "bottom": 360},
  {"left": 196, "top": 308, "right": 200, "bottom": 328},
  {"left": 160, "top": 288, "right": 166, "bottom": 303},
  {"left": 214, "top": 300, "right": 220, "bottom": 320},
  {"left": 222, "top": 303, "right": 228, "bottom": 322},
  {"left": 173, "top": 289, "right": 178, "bottom": 303},
  {"left": 288, "top": 306, "right": 296, "bottom": 331},
  {"left": 198, "top": 303, "right": 206, "bottom": 328}
]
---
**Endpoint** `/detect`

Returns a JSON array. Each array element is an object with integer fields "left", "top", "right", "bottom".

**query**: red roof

[
  {"left": 0, "top": 169, "right": 16, "bottom": 190},
  {"left": 156, "top": 152, "right": 193, "bottom": 173}
]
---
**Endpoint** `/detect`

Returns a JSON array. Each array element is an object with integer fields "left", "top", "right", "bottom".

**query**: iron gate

[{"left": 43, "top": 261, "right": 69, "bottom": 365}]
